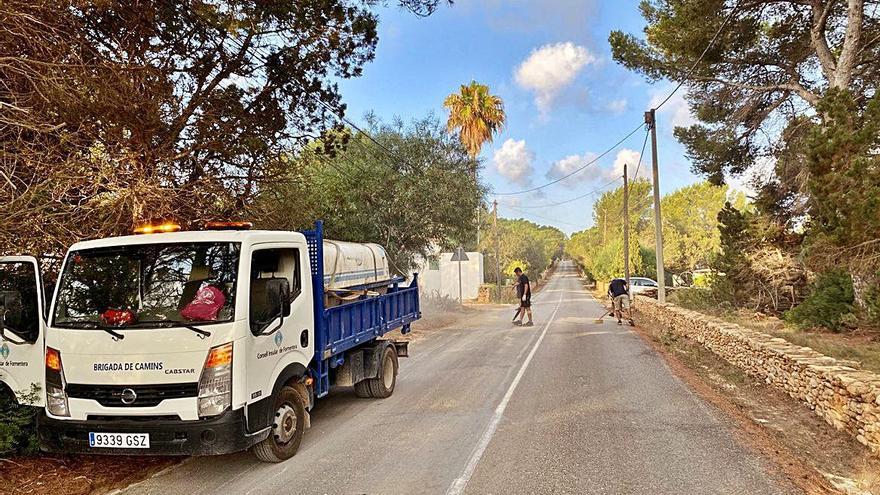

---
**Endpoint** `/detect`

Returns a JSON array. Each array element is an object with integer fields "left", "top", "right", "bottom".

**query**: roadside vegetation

[
  {"left": 478, "top": 218, "right": 565, "bottom": 290},
  {"left": 566, "top": 180, "right": 738, "bottom": 287},
  {"left": 0, "top": 386, "right": 39, "bottom": 454},
  {"left": 572, "top": 0, "right": 880, "bottom": 370},
  {"left": 255, "top": 115, "right": 485, "bottom": 274}
]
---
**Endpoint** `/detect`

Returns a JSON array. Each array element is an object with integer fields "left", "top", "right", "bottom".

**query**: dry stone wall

[{"left": 635, "top": 296, "right": 880, "bottom": 455}]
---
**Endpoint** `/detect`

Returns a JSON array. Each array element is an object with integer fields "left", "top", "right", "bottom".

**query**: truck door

[
  {"left": 0, "top": 256, "right": 46, "bottom": 405},
  {"left": 245, "top": 245, "right": 314, "bottom": 406}
]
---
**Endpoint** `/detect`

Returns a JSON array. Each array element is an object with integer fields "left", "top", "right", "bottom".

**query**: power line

[
  {"left": 494, "top": 123, "right": 645, "bottom": 196},
  {"left": 500, "top": 177, "right": 621, "bottom": 209},
  {"left": 505, "top": 205, "right": 590, "bottom": 230},
  {"left": 652, "top": 0, "right": 744, "bottom": 111},
  {"left": 632, "top": 129, "right": 651, "bottom": 180}
]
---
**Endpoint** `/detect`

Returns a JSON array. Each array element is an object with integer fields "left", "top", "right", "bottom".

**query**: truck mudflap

[{"left": 38, "top": 408, "right": 269, "bottom": 456}]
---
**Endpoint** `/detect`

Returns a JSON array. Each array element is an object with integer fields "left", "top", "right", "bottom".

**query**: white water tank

[{"left": 322, "top": 240, "right": 392, "bottom": 290}]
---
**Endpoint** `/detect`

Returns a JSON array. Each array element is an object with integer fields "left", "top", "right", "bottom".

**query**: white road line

[{"left": 445, "top": 286, "right": 565, "bottom": 495}]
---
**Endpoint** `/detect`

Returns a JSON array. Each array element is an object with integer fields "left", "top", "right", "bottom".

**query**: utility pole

[
  {"left": 602, "top": 207, "right": 607, "bottom": 244},
  {"left": 645, "top": 109, "right": 666, "bottom": 303},
  {"left": 493, "top": 199, "right": 501, "bottom": 302},
  {"left": 476, "top": 205, "right": 481, "bottom": 248},
  {"left": 457, "top": 247, "right": 463, "bottom": 305},
  {"left": 623, "top": 163, "right": 630, "bottom": 292}
]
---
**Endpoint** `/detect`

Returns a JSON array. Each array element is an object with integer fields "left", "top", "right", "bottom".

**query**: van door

[{"left": 0, "top": 256, "right": 46, "bottom": 405}]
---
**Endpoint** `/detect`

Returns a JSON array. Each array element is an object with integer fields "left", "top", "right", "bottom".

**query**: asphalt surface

[{"left": 122, "top": 262, "right": 797, "bottom": 495}]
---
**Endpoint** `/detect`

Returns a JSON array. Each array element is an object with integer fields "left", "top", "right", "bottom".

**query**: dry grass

[
  {"left": 719, "top": 310, "right": 880, "bottom": 375},
  {"left": 665, "top": 287, "right": 880, "bottom": 374}
]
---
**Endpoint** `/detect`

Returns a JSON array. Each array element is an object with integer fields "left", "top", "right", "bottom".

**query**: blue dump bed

[{"left": 302, "top": 222, "right": 421, "bottom": 397}]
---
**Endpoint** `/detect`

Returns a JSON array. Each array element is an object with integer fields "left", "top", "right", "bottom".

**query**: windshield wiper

[
  {"left": 135, "top": 320, "right": 212, "bottom": 339},
  {"left": 58, "top": 321, "right": 125, "bottom": 340}
]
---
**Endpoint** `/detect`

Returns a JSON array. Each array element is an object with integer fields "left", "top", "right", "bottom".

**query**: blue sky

[{"left": 338, "top": 0, "right": 704, "bottom": 235}]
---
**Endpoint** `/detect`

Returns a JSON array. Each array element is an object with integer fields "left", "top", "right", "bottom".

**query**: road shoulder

[{"left": 631, "top": 315, "right": 880, "bottom": 495}]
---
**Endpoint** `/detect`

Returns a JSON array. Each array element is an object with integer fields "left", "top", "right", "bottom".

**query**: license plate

[{"left": 88, "top": 432, "right": 150, "bottom": 449}]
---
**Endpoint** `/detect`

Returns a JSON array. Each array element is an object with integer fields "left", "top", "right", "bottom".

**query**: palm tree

[
  {"left": 444, "top": 81, "right": 505, "bottom": 249},
  {"left": 444, "top": 81, "right": 506, "bottom": 166}
]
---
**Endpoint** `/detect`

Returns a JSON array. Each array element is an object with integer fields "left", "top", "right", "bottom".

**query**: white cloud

[
  {"left": 542, "top": 148, "right": 649, "bottom": 189},
  {"left": 515, "top": 42, "right": 597, "bottom": 115},
  {"left": 606, "top": 98, "right": 628, "bottom": 114},
  {"left": 610, "top": 148, "right": 650, "bottom": 180},
  {"left": 546, "top": 152, "right": 599, "bottom": 186},
  {"left": 493, "top": 139, "right": 535, "bottom": 185},
  {"left": 649, "top": 87, "right": 697, "bottom": 130}
]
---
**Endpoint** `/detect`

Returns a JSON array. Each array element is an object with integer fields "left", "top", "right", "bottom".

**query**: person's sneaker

[
  {"left": 524, "top": 321, "right": 534, "bottom": 327},
  {"left": 628, "top": 319, "right": 636, "bottom": 327},
  {"left": 617, "top": 320, "right": 622, "bottom": 325},
  {"left": 513, "top": 321, "right": 522, "bottom": 326}
]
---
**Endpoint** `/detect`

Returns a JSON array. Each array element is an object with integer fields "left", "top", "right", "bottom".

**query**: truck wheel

[
  {"left": 354, "top": 380, "right": 372, "bottom": 398},
  {"left": 367, "top": 345, "right": 398, "bottom": 399},
  {"left": 253, "top": 386, "right": 305, "bottom": 463}
]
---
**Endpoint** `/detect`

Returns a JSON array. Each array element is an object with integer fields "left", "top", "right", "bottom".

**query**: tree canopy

[
  {"left": 255, "top": 115, "right": 484, "bottom": 273},
  {"left": 479, "top": 218, "right": 565, "bottom": 284},
  {"left": 610, "top": 0, "right": 879, "bottom": 184},
  {"left": 0, "top": 0, "right": 447, "bottom": 255},
  {"left": 566, "top": 180, "right": 732, "bottom": 282}
]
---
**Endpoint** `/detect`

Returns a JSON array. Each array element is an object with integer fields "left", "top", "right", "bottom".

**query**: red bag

[{"left": 181, "top": 284, "right": 226, "bottom": 321}]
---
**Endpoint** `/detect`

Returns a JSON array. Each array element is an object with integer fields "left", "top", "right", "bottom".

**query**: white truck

[{"left": 0, "top": 221, "right": 420, "bottom": 462}]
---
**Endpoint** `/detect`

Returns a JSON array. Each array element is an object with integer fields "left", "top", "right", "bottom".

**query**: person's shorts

[
  {"left": 519, "top": 297, "right": 531, "bottom": 308},
  {"left": 613, "top": 294, "right": 630, "bottom": 311}
]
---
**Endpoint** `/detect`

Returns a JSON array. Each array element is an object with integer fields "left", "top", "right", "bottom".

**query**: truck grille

[{"left": 66, "top": 383, "right": 198, "bottom": 407}]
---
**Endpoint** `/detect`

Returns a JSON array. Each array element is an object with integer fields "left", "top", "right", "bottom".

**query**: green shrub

[
  {"left": 0, "top": 385, "right": 40, "bottom": 455},
  {"left": 785, "top": 270, "right": 855, "bottom": 331}
]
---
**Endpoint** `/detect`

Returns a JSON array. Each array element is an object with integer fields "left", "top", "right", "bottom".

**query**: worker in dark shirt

[
  {"left": 608, "top": 278, "right": 634, "bottom": 326},
  {"left": 512, "top": 267, "right": 533, "bottom": 327}
]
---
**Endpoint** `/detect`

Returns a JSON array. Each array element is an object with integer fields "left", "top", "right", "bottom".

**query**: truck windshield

[{"left": 53, "top": 242, "right": 240, "bottom": 329}]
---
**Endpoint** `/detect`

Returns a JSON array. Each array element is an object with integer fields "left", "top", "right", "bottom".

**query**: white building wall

[{"left": 413, "top": 251, "right": 483, "bottom": 301}]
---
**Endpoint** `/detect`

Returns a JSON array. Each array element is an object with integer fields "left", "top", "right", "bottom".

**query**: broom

[{"left": 594, "top": 306, "right": 613, "bottom": 324}]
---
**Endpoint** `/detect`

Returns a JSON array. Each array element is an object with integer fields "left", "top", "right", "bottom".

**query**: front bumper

[{"left": 38, "top": 408, "right": 269, "bottom": 456}]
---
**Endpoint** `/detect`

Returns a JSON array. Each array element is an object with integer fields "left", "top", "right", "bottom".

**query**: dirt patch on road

[
  {"left": 396, "top": 300, "right": 481, "bottom": 343},
  {"left": 633, "top": 320, "right": 880, "bottom": 495},
  {"left": 0, "top": 455, "right": 176, "bottom": 495}
]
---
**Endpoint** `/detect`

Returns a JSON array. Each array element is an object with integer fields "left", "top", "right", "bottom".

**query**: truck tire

[
  {"left": 252, "top": 385, "right": 305, "bottom": 463},
  {"left": 354, "top": 379, "right": 372, "bottom": 398},
  {"left": 367, "top": 345, "right": 398, "bottom": 399}
]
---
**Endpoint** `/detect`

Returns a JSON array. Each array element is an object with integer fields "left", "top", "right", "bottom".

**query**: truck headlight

[
  {"left": 198, "top": 342, "right": 232, "bottom": 418},
  {"left": 45, "top": 347, "right": 69, "bottom": 417}
]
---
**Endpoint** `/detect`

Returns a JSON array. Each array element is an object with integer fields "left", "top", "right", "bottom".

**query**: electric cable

[{"left": 493, "top": 123, "right": 645, "bottom": 196}]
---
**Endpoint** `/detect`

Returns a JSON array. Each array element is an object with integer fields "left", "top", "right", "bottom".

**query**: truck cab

[{"left": 23, "top": 221, "right": 418, "bottom": 462}]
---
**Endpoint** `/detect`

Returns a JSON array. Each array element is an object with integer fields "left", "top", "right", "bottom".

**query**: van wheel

[
  {"left": 367, "top": 346, "right": 398, "bottom": 399},
  {"left": 253, "top": 386, "right": 305, "bottom": 463}
]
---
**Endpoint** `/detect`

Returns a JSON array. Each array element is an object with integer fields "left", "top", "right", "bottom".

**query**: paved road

[{"left": 123, "top": 262, "right": 796, "bottom": 495}]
